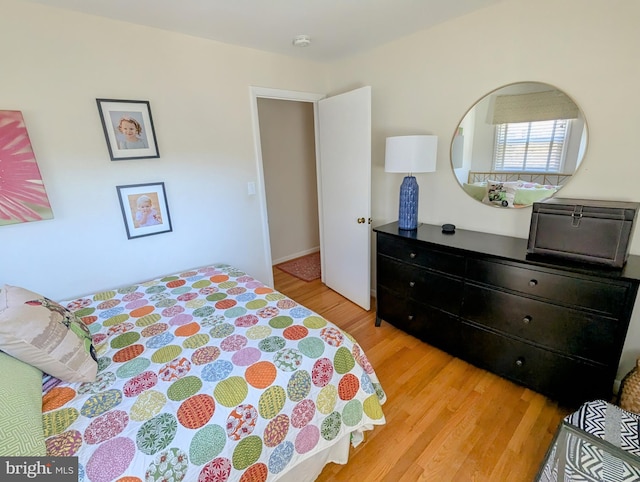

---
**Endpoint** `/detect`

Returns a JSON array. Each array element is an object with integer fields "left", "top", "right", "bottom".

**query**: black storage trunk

[{"left": 527, "top": 198, "right": 640, "bottom": 268}]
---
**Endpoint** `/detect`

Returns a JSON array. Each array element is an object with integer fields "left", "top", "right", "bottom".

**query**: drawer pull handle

[
  {"left": 407, "top": 315, "right": 414, "bottom": 321},
  {"left": 522, "top": 315, "right": 532, "bottom": 324},
  {"left": 409, "top": 252, "right": 417, "bottom": 259},
  {"left": 409, "top": 281, "right": 415, "bottom": 288},
  {"left": 515, "top": 357, "right": 525, "bottom": 367},
  {"left": 529, "top": 279, "right": 538, "bottom": 287}
]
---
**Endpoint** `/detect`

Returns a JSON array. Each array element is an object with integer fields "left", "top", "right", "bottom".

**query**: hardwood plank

[{"left": 272, "top": 267, "right": 573, "bottom": 481}]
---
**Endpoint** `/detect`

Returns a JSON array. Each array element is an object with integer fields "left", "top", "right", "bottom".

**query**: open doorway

[
  {"left": 250, "top": 86, "right": 371, "bottom": 309},
  {"left": 256, "top": 98, "right": 320, "bottom": 276}
]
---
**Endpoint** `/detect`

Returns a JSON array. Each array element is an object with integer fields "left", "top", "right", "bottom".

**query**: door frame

[{"left": 249, "top": 87, "right": 325, "bottom": 288}]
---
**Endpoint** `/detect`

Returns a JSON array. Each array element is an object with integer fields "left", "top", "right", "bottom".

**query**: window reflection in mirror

[{"left": 451, "top": 82, "right": 588, "bottom": 208}]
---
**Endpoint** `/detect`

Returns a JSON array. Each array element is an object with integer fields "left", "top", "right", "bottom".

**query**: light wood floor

[{"left": 273, "top": 267, "right": 574, "bottom": 482}]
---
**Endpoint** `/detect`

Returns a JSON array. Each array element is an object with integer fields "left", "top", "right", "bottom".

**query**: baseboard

[{"left": 272, "top": 247, "right": 320, "bottom": 266}]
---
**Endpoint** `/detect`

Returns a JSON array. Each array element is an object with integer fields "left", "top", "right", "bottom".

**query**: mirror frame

[{"left": 450, "top": 81, "right": 589, "bottom": 208}]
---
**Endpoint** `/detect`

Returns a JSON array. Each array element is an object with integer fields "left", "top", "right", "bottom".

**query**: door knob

[{"left": 357, "top": 217, "right": 366, "bottom": 224}]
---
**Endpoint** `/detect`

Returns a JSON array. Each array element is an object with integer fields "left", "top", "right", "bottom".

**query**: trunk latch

[{"left": 571, "top": 205, "right": 583, "bottom": 227}]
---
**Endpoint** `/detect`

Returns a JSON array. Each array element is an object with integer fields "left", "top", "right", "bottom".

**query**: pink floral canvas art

[{"left": 0, "top": 110, "right": 53, "bottom": 225}]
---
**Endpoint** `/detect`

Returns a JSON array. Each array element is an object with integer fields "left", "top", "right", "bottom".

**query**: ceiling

[{"left": 25, "top": 0, "right": 504, "bottom": 62}]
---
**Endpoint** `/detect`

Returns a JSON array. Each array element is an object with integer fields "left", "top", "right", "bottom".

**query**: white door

[{"left": 317, "top": 86, "right": 372, "bottom": 310}]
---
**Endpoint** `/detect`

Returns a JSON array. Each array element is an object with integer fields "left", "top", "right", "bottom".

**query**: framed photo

[
  {"left": 97, "top": 99, "right": 160, "bottom": 160},
  {"left": 116, "top": 182, "right": 172, "bottom": 239}
]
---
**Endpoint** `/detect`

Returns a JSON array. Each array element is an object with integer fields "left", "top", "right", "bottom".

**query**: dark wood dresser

[{"left": 374, "top": 222, "right": 640, "bottom": 405}]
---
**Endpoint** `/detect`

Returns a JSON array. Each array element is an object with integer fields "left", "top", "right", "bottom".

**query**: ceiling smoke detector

[{"left": 292, "top": 35, "right": 311, "bottom": 47}]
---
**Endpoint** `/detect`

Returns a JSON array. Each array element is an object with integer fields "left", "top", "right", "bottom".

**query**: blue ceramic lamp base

[{"left": 398, "top": 175, "right": 419, "bottom": 230}]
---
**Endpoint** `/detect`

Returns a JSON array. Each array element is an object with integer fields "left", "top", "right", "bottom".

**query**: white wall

[
  {"left": 326, "top": 0, "right": 640, "bottom": 380},
  {"left": 0, "top": 0, "right": 327, "bottom": 299}
]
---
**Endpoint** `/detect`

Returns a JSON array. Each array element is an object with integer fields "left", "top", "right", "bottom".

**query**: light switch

[{"left": 247, "top": 182, "right": 256, "bottom": 196}]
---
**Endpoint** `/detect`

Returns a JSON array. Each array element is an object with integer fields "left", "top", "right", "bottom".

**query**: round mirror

[{"left": 451, "top": 82, "right": 588, "bottom": 208}]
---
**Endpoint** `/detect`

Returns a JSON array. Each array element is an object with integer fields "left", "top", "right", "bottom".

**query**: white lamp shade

[{"left": 385, "top": 135, "right": 438, "bottom": 174}]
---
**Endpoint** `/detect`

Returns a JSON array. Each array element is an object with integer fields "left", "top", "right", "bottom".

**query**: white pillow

[{"left": 0, "top": 285, "right": 97, "bottom": 383}]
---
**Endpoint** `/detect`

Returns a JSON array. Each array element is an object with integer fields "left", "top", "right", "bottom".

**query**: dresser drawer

[
  {"left": 378, "top": 256, "right": 462, "bottom": 315},
  {"left": 460, "top": 322, "right": 612, "bottom": 403},
  {"left": 462, "top": 284, "right": 619, "bottom": 365},
  {"left": 377, "top": 233, "right": 465, "bottom": 276},
  {"left": 377, "top": 287, "right": 462, "bottom": 356},
  {"left": 466, "top": 258, "right": 628, "bottom": 317}
]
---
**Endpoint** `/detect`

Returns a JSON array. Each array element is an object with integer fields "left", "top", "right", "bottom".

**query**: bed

[
  {"left": 462, "top": 171, "right": 571, "bottom": 207},
  {"left": 0, "top": 263, "right": 386, "bottom": 482}
]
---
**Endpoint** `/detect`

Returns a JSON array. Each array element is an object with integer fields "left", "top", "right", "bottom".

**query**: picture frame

[
  {"left": 116, "top": 182, "right": 172, "bottom": 239},
  {"left": 97, "top": 99, "right": 160, "bottom": 160},
  {"left": 0, "top": 110, "right": 54, "bottom": 226}
]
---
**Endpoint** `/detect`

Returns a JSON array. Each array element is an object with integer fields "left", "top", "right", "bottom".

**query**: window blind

[
  {"left": 492, "top": 90, "right": 579, "bottom": 124},
  {"left": 493, "top": 119, "right": 569, "bottom": 172}
]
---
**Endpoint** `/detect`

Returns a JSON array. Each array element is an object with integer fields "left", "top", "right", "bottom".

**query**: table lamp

[{"left": 385, "top": 135, "right": 438, "bottom": 230}]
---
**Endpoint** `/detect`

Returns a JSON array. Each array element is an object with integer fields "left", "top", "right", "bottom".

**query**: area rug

[{"left": 275, "top": 252, "right": 321, "bottom": 282}]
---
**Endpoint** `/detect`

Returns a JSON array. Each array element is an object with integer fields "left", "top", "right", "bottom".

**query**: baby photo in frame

[
  {"left": 116, "top": 182, "right": 172, "bottom": 239},
  {"left": 97, "top": 99, "right": 160, "bottom": 160}
]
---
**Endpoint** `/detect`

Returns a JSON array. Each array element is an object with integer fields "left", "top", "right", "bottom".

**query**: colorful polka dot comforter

[{"left": 42, "top": 264, "right": 386, "bottom": 482}]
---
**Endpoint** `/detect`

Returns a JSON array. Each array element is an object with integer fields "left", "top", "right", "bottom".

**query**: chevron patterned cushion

[
  {"left": 539, "top": 400, "right": 640, "bottom": 481},
  {"left": 567, "top": 399, "right": 640, "bottom": 458},
  {"left": 0, "top": 351, "right": 46, "bottom": 456}
]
